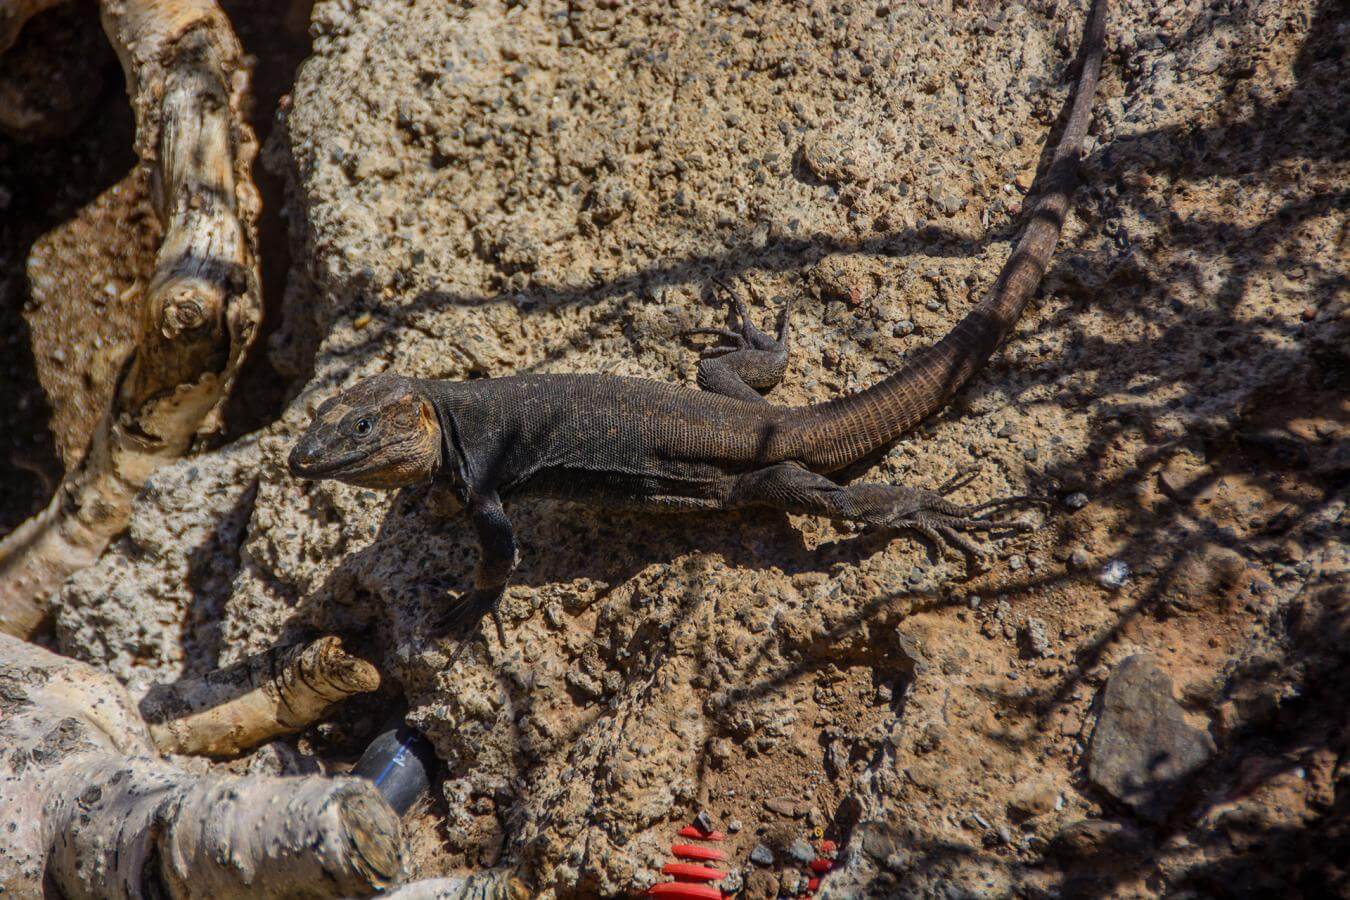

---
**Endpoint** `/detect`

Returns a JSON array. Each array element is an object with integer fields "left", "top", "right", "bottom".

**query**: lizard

[{"left": 288, "top": 0, "right": 1108, "bottom": 632}]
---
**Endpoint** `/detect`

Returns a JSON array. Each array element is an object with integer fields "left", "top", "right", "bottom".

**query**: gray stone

[
  {"left": 1019, "top": 617, "right": 1051, "bottom": 659},
  {"left": 1088, "top": 655, "right": 1215, "bottom": 822},
  {"left": 749, "top": 843, "right": 774, "bottom": 866},
  {"left": 787, "top": 837, "right": 814, "bottom": 864}
]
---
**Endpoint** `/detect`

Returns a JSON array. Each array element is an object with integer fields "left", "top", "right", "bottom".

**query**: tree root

[
  {"left": 0, "top": 634, "right": 403, "bottom": 899},
  {"left": 142, "top": 635, "right": 382, "bottom": 757},
  {"left": 0, "top": 0, "right": 261, "bottom": 638}
]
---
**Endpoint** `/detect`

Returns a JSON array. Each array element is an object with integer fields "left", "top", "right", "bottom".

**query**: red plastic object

[
  {"left": 646, "top": 884, "right": 722, "bottom": 899},
  {"left": 661, "top": 862, "right": 724, "bottom": 882},
  {"left": 671, "top": 844, "right": 726, "bottom": 862},
  {"left": 808, "top": 877, "right": 821, "bottom": 890},
  {"left": 810, "top": 858, "right": 833, "bottom": 874},
  {"left": 818, "top": 839, "right": 837, "bottom": 854},
  {"left": 678, "top": 825, "right": 727, "bottom": 841}
]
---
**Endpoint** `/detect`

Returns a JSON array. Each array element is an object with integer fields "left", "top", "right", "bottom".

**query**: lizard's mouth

[{"left": 288, "top": 444, "right": 371, "bottom": 478}]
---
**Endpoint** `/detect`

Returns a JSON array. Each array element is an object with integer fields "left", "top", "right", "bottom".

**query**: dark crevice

[{"left": 0, "top": 2, "right": 130, "bottom": 537}]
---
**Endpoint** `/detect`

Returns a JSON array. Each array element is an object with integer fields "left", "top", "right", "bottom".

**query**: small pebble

[
  {"left": 893, "top": 320, "right": 915, "bottom": 337},
  {"left": 727, "top": 819, "right": 743, "bottom": 833},
  {"left": 750, "top": 843, "right": 774, "bottom": 866},
  {"left": 1065, "top": 492, "right": 1089, "bottom": 510},
  {"left": 1009, "top": 555, "right": 1025, "bottom": 571},
  {"left": 353, "top": 311, "right": 372, "bottom": 329},
  {"left": 788, "top": 838, "right": 814, "bottom": 864},
  {"left": 1099, "top": 559, "right": 1130, "bottom": 589},
  {"left": 884, "top": 850, "right": 910, "bottom": 873},
  {"left": 693, "top": 810, "right": 714, "bottom": 833}
]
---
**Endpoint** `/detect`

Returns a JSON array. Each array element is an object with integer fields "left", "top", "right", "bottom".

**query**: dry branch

[
  {"left": 0, "top": 634, "right": 403, "bottom": 899},
  {"left": 0, "top": 0, "right": 261, "bottom": 637},
  {"left": 144, "top": 635, "right": 382, "bottom": 757}
]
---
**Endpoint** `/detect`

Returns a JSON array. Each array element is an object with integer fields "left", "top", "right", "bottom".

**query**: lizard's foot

[
  {"left": 683, "top": 279, "right": 792, "bottom": 399},
  {"left": 684, "top": 279, "right": 790, "bottom": 357},
  {"left": 882, "top": 487, "right": 1041, "bottom": 575},
  {"left": 728, "top": 463, "right": 1041, "bottom": 576},
  {"left": 431, "top": 587, "right": 507, "bottom": 646}
]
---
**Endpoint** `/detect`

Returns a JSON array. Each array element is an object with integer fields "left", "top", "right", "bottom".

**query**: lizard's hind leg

[
  {"left": 729, "top": 463, "right": 1033, "bottom": 573},
  {"left": 683, "top": 279, "right": 792, "bottom": 403}
]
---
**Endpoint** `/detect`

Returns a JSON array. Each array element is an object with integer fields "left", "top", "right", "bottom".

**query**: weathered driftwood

[
  {"left": 0, "top": 0, "right": 261, "bottom": 638},
  {"left": 144, "top": 635, "right": 382, "bottom": 757},
  {"left": 0, "top": 634, "right": 403, "bottom": 899}
]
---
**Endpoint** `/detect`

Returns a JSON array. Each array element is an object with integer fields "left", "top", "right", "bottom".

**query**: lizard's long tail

[{"left": 790, "top": 0, "right": 1108, "bottom": 474}]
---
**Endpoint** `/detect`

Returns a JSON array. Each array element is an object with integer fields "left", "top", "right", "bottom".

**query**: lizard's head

[{"left": 288, "top": 373, "right": 442, "bottom": 489}]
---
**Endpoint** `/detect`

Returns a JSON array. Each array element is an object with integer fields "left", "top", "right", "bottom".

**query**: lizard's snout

[{"left": 288, "top": 435, "right": 325, "bottom": 478}]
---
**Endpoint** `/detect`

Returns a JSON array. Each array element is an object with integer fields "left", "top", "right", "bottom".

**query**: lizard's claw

[
  {"left": 432, "top": 587, "right": 507, "bottom": 645},
  {"left": 889, "top": 489, "right": 1042, "bottom": 576}
]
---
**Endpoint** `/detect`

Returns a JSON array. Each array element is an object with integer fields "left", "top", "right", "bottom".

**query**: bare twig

[{"left": 144, "top": 636, "right": 382, "bottom": 757}]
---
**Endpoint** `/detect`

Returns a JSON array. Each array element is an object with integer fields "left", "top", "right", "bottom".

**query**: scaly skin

[{"left": 289, "top": 0, "right": 1108, "bottom": 632}]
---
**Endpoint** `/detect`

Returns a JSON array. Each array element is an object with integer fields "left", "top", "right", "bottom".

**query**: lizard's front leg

[{"left": 442, "top": 492, "right": 518, "bottom": 638}]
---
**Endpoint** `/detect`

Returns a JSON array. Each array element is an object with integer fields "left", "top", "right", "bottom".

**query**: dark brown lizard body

[{"left": 289, "top": 0, "right": 1108, "bottom": 628}]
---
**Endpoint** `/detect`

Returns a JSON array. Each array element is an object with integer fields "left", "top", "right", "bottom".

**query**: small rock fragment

[
  {"left": 749, "top": 843, "right": 774, "bottom": 866},
  {"left": 744, "top": 869, "right": 778, "bottom": 897},
  {"left": 1098, "top": 560, "right": 1130, "bottom": 589},
  {"left": 787, "top": 837, "right": 814, "bottom": 864},
  {"left": 1088, "top": 655, "right": 1216, "bottom": 822},
  {"left": 764, "top": 796, "right": 803, "bottom": 818},
  {"left": 1050, "top": 819, "right": 1144, "bottom": 858},
  {"left": 884, "top": 850, "right": 909, "bottom": 873},
  {"left": 1008, "top": 775, "right": 1058, "bottom": 818},
  {"left": 1166, "top": 545, "right": 1247, "bottom": 612},
  {"left": 1019, "top": 617, "right": 1051, "bottom": 659},
  {"left": 1065, "top": 491, "right": 1089, "bottom": 510}
]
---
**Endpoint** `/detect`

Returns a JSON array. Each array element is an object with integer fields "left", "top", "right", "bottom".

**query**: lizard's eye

[{"left": 354, "top": 418, "right": 373, "bottom": 437}]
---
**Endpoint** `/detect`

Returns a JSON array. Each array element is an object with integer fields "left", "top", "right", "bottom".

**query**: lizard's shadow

[{"left": 285, "top": 472, "right": 965, "bottom": 654}]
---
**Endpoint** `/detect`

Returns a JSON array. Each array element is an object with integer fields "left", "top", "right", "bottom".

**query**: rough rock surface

[
  {"left": 39, "top": 0, "right": 1350, "bottom": 897},
  {"left": 1087, "top": 654, "right": 1215, "bottom": 822}
]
